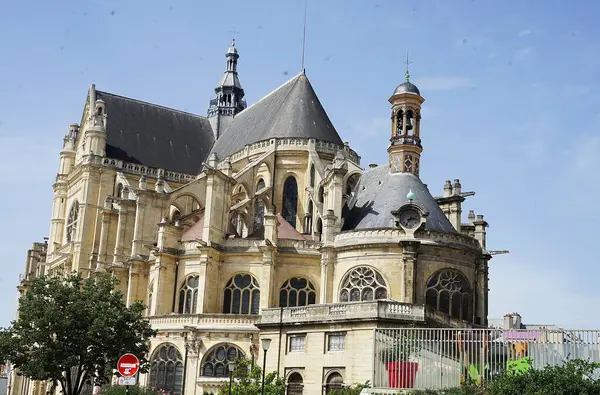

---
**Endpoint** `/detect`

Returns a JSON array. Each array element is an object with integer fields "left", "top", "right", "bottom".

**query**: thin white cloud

[
  {"left": 487, "top": 52, "right": 498, "bottom": 60},
  {"left": 518, "top": 29, "right": 532, "bottom": 37},
  {"left": 413, "top": 77, "right": 474, "bottom": 91}
]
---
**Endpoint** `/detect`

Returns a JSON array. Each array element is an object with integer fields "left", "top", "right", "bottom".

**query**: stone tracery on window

[
  {"left": 279, "top": 277, "right": 317, "bottom": 307},
  {"left": 339, "top": 266, "right": 388, "bottom": 302},
  {"left": 66, "top": 201, "right": 79, "bottom": 243},
  {"left": 201, "top": 344, "right": 245, "bottom": 378},
  {"left": 282, "top": 176, "right": 298, "bottom": 228},
  {"left": 223, "top": 274, "right": 260, "bottom": 315},
  {"left": 149, "top": 343, "right": 184, "bottom": 395},
  {"left": 425, "top": 269, "right": 471, "bottom": 321},
  {"left": 178, "top": 275, "right": 199, "bottom": 314}
]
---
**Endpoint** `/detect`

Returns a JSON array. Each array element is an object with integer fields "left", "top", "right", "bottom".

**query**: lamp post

[
  {"left": 260, "top": 338, "right": 272, "bottom": 395},
  {"left": 228, "top": 361, "right": 236, "bottom": 395}
]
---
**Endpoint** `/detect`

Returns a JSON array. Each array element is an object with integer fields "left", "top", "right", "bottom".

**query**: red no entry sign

[{"left": 117, "top": 353, "right": 140, "bottom": 377}]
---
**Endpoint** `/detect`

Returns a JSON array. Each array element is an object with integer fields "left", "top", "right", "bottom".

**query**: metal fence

[{"left": 373, "top": 328, "right": 600, "bottom": 390}]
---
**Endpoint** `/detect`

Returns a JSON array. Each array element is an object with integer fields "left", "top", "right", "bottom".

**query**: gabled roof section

[
  {"left": 96, "top": 91, "right": 215, "bottom": 175},
  {"left": 210, "top": 72, "right": 344, "bottom": 160}
]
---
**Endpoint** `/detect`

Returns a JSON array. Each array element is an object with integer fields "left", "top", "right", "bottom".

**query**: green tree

[
  {"left": 212, "top": 358, "right": 284, "bottom": 395},
  {"left": 0, "top": 273, "right": 156, "bottom": 395},
  {"left": 328, "top": 381, "right": 371, "bottom": 395},
  {"left": 487, "top": 359, "right": 600, "bottom": 395}
]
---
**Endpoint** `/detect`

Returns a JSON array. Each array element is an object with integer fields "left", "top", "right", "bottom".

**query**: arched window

[
  {"left": 149, "top": 344, "right": 184, "bottom": 395},
  {"left": 201, "top": 344, "right": 245, "bottom": 378},
  {"left": 256, "top": 178, "right": 265, "bottom": 192},
  {"left": 116, "top": 183, "right": 124, "bottom": 198},
  {"left": 66, "top": 201, "right": 79, "bottom": 243},
  {"left": 147, "top": 282, "right": 154, "bottom": 316},
  {"left": 324, "top": 372, "right": 344, "bottom": 393},
  {"left": 254, "top": 198, "right": 265, "bottom": 231},
  {"left": 282, "top": 176, "right": 298, "bottom": 228},
  {"left": 309, "top": 165, "right": 315, "bottom": 188},
  {"left": 279, "top": 277, "right": 317, "bottom": 307},
  {"left": 396, "top": 110, "right": 404, "bottom": 135},
  {"left": 339, "top": 266, "right": 388, "bottom": 302},
  {"left": 304, "top": 201, "right": 313, "bottom": 234},
  {"left": 425, "top": 269, "right": 471, "bottom": 321},
  {"left": 318, "top": 186, "right": 324, "bottom": 203},
  {"left": 178, "top": 275, "right": 199, "bottom": 314},
  {"left": 287, "top": 372, "right": 304, "bottom": 395},
  {"left": 223, "top": 274, "right": 260, "bottom": 315},
  {"left": 171, "top": 209, "right": 181, "bottom": 222}
]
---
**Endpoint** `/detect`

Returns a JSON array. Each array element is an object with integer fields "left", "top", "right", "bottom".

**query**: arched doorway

[
  {"left": 323, "top": 372, "right": 344, "bottom": 394},
  {"left": 287, "top": 372, "right": 304, "bottom": 395}
]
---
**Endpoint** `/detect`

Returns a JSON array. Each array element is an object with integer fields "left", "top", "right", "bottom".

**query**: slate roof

[
  {"left": 96, "top": 91, "right": 215, "bottom": 175},
  {"left": 342, "top": 164, "right": 456, "bottom": 233},
  {"left": 210, "top": 72, "right": 344, "bottom": 159}
]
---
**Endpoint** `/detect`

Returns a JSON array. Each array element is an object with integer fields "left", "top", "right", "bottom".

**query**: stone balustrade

[
  {"left": 149, "top": 313, "right": 260, "bottom": 332},
  {"left": 228, "top": 138, "right": 360, "bottom": 165},
  {"left": 335, "top": 228, "right": 480, "bottom": 251},
  {"left": 259, "top": 300, "right": 425, "bottom": 325}
]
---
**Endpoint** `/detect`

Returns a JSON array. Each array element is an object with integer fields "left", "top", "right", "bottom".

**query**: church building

[{"left": 14, "top": 40, "right": 492, "bottom": 395}]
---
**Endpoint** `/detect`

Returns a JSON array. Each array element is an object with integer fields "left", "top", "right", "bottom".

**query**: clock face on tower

[{"left": 399, "top": 208, "right": 420, "bottom": 229}]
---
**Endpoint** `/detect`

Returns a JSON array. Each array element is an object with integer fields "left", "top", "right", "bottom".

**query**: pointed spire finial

[
  {"left": 404, "top": 51, "right": 412, "bottom": 82},
  {"left": 301, "top": 0, "right": 308, "bottom": 72}
]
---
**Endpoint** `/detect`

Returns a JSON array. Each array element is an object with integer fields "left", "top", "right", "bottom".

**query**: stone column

[
  {"left": 131, "top": 195, "right": 148, "bottom": 257},
  {"left": 473, "top": 215, "right": 488, "bottom": 250},
  {"left": 184, "top": 333, "right": 201, "bottom": 395},
  {"left": 96, "top": 200, "right": 114, "bottom": 271},
  {"left": 319, "top": 247, "right": 336, "bottom": 303},
  {"left": 126, "top": 259, "right": 148, "bottom": 307},
  {"left": 400, "top": 241, "right": 419, "bottom": 303},
  {"left": 260, "top": 243, "right": 276, "bottom": 310}
]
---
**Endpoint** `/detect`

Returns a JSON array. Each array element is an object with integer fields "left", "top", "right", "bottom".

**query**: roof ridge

[{"left": 96, "top": 90, "right": 207, "bottom": 120}]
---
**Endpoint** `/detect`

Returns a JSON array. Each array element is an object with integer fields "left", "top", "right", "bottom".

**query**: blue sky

[{"left": 1, "top": 0, "right": 599, "bottom": 328}]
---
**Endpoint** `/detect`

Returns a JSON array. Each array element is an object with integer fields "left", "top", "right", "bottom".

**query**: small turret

[
  {"left": 84, "top": 85, "right": 107, "bottom": 157},
  {"left": 208, "top": 39, "right": 247, "bottom": 139},
  {"left": 387, "top": 56, "right": 425, "bottom": 176}
]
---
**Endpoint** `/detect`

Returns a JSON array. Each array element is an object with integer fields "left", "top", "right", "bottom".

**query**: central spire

[{"left": 207, "top": 38, "right": 247, "bottom": 139}]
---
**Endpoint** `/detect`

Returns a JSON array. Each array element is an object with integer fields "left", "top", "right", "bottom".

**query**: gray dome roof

[
  {"left": 342, "top": 165, "right": 456, "bottom": 233},
  {"left": 394, "top": 81, "right": 420, "bottom": 95}
]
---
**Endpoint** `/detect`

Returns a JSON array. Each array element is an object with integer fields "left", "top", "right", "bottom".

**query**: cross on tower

[
  {"left": 230, "top": 28, "right": 239, "bottom": 43},
  {"left": 404, "top": 51, "right": 412, "bottom": 82},
  {"left": 404, "top": 52, "right": 412, "bottom": 72}
]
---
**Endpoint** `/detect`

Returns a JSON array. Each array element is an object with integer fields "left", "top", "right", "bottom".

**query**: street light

[
  {"left": 228, "top": 361, "right": 236, "bottom": 395},
  {"left": 260, "top": 338, "right": 272, "bottom": 395}
]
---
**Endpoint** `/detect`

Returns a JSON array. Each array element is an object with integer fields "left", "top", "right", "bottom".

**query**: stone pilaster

[
  {"left": 131, "top": 193, "right": 149, "bottom": 257},
  {"left": 260, "top": 242, "right": 277, "bottom": 310},
  {"left": 113, "top": 198, "right": 136, "bottom": 264},
  {"left": 473, "top": 215, "right": 488, "bottom": 250},
  {"left": 126, "top": 259, "right": 149, "bottom": 307},
  {"left": 400, "top": 241, "right": 419, "bottom": 303},
  {"left": 319, "top": 247, "right": 336, "bottom": 303},
  {"left": 321, "top": 209, "right": 339, "bottom": 245}
]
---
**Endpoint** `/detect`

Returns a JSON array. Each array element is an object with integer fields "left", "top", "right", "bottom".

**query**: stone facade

[{"left": 12, "top": 45, "right": 492, "bottom": 395}]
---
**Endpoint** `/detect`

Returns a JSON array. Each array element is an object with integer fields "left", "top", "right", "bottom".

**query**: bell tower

[{"left": 388, "top": 64, "right": 425, "bottom": 175}]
